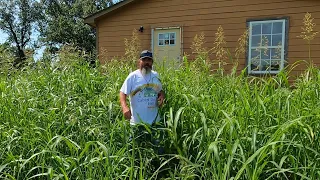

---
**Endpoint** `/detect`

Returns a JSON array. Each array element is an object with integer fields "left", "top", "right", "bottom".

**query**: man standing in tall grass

[
  {"left": 120, "top": 50, "right": 165, "bottom": 155},
  {"left": 120, "top": 50, "right": 165, "bottom": 125}
]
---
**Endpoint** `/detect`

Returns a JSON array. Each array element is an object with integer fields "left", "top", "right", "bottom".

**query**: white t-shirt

[{"left": 120, "top": 69, "right": 163, "bottom": 125}]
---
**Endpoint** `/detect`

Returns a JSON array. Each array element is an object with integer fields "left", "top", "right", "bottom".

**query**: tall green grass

[{"left": 1, "top": 56, "right": 320, "bottom": 179}]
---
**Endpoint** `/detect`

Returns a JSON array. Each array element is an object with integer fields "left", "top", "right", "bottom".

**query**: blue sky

[
  {"left": 0, "top": 29, "right": 44, "bottom": 60},
  {"left": 0, "top": 30, "right": 8, "bottom": 44}
]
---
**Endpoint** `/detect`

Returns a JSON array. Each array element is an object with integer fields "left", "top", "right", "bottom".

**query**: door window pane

[
  {"left": 170, "top": 33, "right": 175, "bottom": 39},
  {"left": 158, "top": 32, "right": 176, "bottom": 46},
  {"left": 158, "top": 39, "right": 164, "bottom": 46}
]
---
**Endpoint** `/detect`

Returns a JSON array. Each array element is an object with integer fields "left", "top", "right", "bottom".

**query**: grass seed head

[{"left": 298, "top": 12, "right": 318, "bottom": 42}]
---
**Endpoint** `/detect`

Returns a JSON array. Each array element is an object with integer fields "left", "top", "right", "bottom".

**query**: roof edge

[{"left": 84, "top": 0, "right": 137, "bottom": 27}]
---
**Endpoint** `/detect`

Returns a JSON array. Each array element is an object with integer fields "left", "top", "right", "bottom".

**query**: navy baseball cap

[{"left": 140, "top": 50, "right": 153, "bottom": 60}]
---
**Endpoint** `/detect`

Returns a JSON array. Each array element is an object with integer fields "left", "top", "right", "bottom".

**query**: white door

[{"left": 152, "top": 27, "right": 182, "bottom": 68}]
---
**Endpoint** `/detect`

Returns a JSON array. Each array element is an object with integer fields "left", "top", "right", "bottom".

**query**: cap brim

[{"left": 140, "top": 56, "right": 153, "bottom": 60}]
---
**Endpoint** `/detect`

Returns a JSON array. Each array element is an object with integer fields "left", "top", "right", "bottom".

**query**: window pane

[
  {"left": 164, "top": 40, "right": 169, "bottom": 45},
  {"left": 261, "top": 59, "right": 271, "bottom": 71},
  {"left": 270, "top": 60, "right": 281, "bottom": 71},
  {"left": 251, "top": 49, "right": 261, "bottom": 71},
  {"left": 159, "top": 34, "right": 164, "bottom": 39},
  {"left": 273, "top": 22, "right": 283, "bottom": 34},
  {"left": 261, "top": 48, "right": 270, "bottom": 60},
  {"left": 251, "top": 56, "right": 260, "bottom": 71},
  {"left": 164, "top": 33, "right": 169, "bottom": 39},
  {"left": 248, "top": 19, "right": 286, "bottom": 74},
  {"left": 272, "top": 34, "right": 283, "bottom": 46},
  {"left": 170, "top": 39, "right": 175, "bottom": 45},
  {"left": 251, "top": 35, "right": 261, "bottom": 47},
  {"left": 170, "top": 33, "right": 175, "bottom": 39},
  {"left": 159, "top": 39, "right": 164, "bottom": 46},
  {"left": 271, "top": 48, "right": 282, "bottom": 60},
  {"left": 251, "top": 49, "right": 260, "bottom": 59},
  {"left": 262, "top": 23, "right": 272, "bottom": 34},
  {"left": 261, "top": 35, "right": 271, "bottom": 46},
  {"left": 252, "top": 24, "right": 261, "bottom": 35},
  {"left": 251, "top": 64, "right": 259, "bottom": 71}
]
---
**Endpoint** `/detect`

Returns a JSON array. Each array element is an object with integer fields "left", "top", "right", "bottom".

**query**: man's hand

[
  {"left": 158, "top": 90, "right": 165, "bottom": 107},
  {"left": 120, "top": 92, "right": 131, "bottom": 120},
  {"left": 122, "top": 106, "right": 132, "bottom": 120}
]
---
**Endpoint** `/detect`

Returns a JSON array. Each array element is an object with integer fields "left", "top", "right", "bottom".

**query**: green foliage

[
  {"left": 0, "top": 0, "right": 39, "bottom": 66},
  {"left": 37, "top": 0, "right": 116, "bottom": 54},
  {"left": 1, "top": 55, "right": 320, "bottom": 179},
  {"left": 0, "top": 42, "right": 15, "bottom": 70}
]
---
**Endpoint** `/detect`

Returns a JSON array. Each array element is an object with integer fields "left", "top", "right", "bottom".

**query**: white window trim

[
  {"left": 248, "top": 19, "right": 286, "bottom": 74},
  {"left": 158, "top": 32, "right": 176, "bottom": 46}
]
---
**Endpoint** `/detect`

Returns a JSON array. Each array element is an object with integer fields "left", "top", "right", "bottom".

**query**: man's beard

[{"left": 141, "top": 66, "right": 151, "bottom": 76}]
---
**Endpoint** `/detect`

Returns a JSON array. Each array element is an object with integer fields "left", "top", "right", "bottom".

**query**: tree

[
  {"left": 0, "top": 0, "right": 39, "bottom": 67},
  {"left": 38, "top": 0, "right": 117, "bottom": 55}
]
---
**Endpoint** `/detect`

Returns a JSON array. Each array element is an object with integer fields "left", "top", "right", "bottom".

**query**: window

[
  {"left": 158, "top": 32, "right": 176, "bottom": 46},
  {"left": 247, "top": 18, "right": 288, "bottom": 74}
]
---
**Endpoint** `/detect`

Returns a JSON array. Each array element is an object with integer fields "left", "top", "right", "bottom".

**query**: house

[{"left": 84, "top": 0, "right": 320, "bottom": 76}]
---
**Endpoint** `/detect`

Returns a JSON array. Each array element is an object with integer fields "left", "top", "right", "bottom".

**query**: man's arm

[
  {"left": 120, "top": 91, "right": 131, "bottom": 120},
  {"left": 158, "top": 90, "right": 165, "bottom": 107}
]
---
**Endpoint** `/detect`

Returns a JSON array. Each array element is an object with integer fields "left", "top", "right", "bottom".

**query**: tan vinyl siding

[{"left": 96, "top": 0, "right": 320, "bottom": 77}]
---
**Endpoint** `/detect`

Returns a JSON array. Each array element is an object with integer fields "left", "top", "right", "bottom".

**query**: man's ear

[{"left": 136, "top": 59, "right": 141, "bottom": 67}]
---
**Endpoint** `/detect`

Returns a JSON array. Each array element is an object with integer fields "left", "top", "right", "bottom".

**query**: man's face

[{"left": 140, "top": 57, "right": 153, "bottom": 75}]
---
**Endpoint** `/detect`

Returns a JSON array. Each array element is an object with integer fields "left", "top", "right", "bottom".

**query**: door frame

[{"left": 151, "top": 26, "right": 183, "bottom": 64}]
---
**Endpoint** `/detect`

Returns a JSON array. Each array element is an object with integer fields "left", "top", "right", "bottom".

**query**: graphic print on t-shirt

[
  {"left": 144, "top": 87, "right": 156, "bottom": 97},
  {"left": 133, "top": 84, "right": 159, "bottom": 108},
  {"left": 130, "top": 83, "right": 160, "bottom": 97}
]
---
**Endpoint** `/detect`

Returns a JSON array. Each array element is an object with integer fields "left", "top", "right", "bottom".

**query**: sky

[
  {"left": 0, "top": 29, "right": 45, "bottom": 60},
  {"left": 0, "top": 30, "right": 8, "bottom": 44}
]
